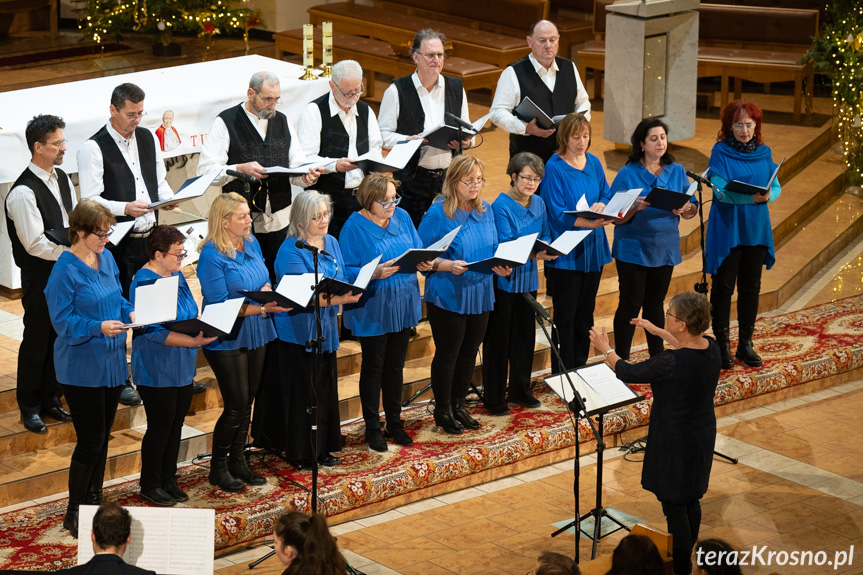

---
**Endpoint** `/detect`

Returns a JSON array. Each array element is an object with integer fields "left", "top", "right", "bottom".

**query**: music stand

[{"left": 545, "top": 364, "right": 642, "bottom": 560}]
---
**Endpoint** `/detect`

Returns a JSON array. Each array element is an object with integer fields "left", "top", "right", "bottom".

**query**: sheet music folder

[
  {"left": 544, "top": 362, "right": 641, "bottom": 416},
  {"left": 644, "top": 187, "right": 691, "bottom": 212},
  {"left": 723, "top": 157, "right": 785, "bottom": 195},
  {"left": 166, "top": 297, "right": 244, "bottom": 338},
  {"left": 148, "top": 171, "right": 219, "bottom": 209},
  {"left": 465, "top": 233, "right": 538, "bottom": 274},
  {"left": 391, "top": 225, "right": 461, "bottom": 272},
  {"left": 514, "top": 96, "right": 566, "bottom": 130}
]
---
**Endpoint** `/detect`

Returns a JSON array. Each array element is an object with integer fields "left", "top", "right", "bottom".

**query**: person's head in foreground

[
  {"left": 693, "top": 538, "right": 743, "bottom": 575},
  {"left": 605, "top": 534, "right": 666, "bottom": 575},
  {"left": 529, "top": 551, "right": 579, "bottom": 575},
  {"left": 91, "top": 502, "right": 132, "bottom": 556},
  {"left": 273, "top": 511, "right": 346, "bottom": 575}
]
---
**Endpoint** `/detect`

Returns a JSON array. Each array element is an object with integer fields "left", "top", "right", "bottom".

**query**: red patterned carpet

[{"left": 2, "top": 294, "right": 863, "bottom": 571}]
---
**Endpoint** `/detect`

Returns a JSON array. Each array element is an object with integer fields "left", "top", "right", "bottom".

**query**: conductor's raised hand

[
  {"left": 525, "top": 118, "right": 555, "bottom": 138},
  {"left": 630, "top": 317, "right": 659, "bottom": 335},
  {"left": 588, "top": 325, "right": 611, "bottom": 355},
  {"left": 236, "top": 161, "right": 268, "bottom": 180}
]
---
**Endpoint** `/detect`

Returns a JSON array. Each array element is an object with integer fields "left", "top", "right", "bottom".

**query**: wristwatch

[{"left": 259, "top": 304, "right": 268, "bottom": 318}]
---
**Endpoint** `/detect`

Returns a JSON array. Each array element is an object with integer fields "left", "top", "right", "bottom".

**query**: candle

[
  {"left": 322, "top": 21, "right": 333, "bottom": 67},
  {"left": 303, "top": 23, "right": 313, "bottom": 69}
]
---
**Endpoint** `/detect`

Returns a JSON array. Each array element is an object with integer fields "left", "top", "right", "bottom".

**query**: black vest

[
  {"left": 312, "top": 94, "right": 371, "bottom": 194},
  {"left": 218, "top": 104, "right": 293, "bottom": 214},
  {"left": 91, "top": 126, "right": 159, "bottom": 222},
  {"left": 392, "top": 75, "right": 463, "bottom": 181},
  {"left": 5, "top": 167, "right": 73, "bottom": 278},
  {"left": 509, "top": 57, "right": 578, "bottom": 163}
]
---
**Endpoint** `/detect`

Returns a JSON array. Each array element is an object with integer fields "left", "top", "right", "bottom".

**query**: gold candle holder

[
  {"left": 321, "top": 21, "right": 333, "bottom": 78},
  {"left": 300, "top": 23, "right": 316, "bottom": 81}
]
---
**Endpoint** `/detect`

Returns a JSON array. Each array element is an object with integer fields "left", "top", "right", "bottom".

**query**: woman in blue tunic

[
  {"left": 418, "top": 155, "right": 511, "bottom": 435},
  {"left": 340, "top": 173, "right": 430, "bottom": 451},
  {"left": 130, "top": 225, "right": 216, "bottom": 506},
  {"left": 539, "top": 113, "right": 613, "bottom": 369},
  {"left": 706, "top": 100, "right": 781, "bottom": 369},
  {"left": 273, "top": 190, "right": 362, "bottom": 467},
  {"left": 610, "top": 118, "right": 698, "bottom": 359},
  {"left": 45, "top": 200, "right": 134, "bottom": 538},
  {"left": 482, "top": 152, "right": 556, "bottom": 415},
  {"left": 197, "top": 192, "right": 287, "bottom": 492}
]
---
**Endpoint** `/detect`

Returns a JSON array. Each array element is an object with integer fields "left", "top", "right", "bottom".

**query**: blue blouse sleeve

[
  {"left": 492, "top": 196, "right": 519, "bottom": 243},
  {"left": 46, "top": 265, "right": 102, "bottom": 344},
  {"left": 338, "top": 221, "right": 365, "bottom": 284},
  {"left": 417, "top": 205, "right": 442, "bottom": 248},
  {"left": 196, "top": 247, "right": 231, "bottom": 304},
  {"left": 540, "top": 160, "right": 578, "bottom": 230},
  {"left": 594, "top": 157, "right": 613, "bottom": 204},
  {"left": 275, "top": 241, "right": 310, "bottom": 276}
]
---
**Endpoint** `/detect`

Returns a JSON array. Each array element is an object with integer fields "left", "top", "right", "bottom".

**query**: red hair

[{"left": 716, "top": 99, "right": 763, "bottom": 145}]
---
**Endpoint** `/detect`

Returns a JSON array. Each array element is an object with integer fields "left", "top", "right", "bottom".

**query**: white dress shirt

[
  {"left": 77, "top": 123, "right": 174, "bottom": 232},
  {"left": 490, "top": 53, "right": 591, "bottom": 135},
  {"left": 6, "top": 162, "right": 77, "bottom": 261},
  {"left": 297, "top": 91, "right": 384, "bottom": 189},
  {"left": 197, "top": 103, "right": 310, "bottom": 234},
  {"left": 378, "top": 73, "right": 473, "bottom": 171}
]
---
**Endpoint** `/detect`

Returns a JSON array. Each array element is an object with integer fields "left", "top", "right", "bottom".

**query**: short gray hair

[
  {"left": 249, "top": 71, "right": 280, "bottom": 93},
  {"left": 288, "top": 190, "right": 333, "bottom": 239},
  {"left": 331, "top": 60, "right": 363, "bottom": 86},
  {"left": 410, "top": 29, "right": 446, "bottom": 56}
]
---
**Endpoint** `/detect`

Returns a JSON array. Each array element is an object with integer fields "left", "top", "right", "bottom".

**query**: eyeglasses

[
  {"left": 93, "top": 227, "right": 114, "bottom": 241},
  {"left": 166, "top": 249, "right": 188, "bottom": 261},
  {"left": 417, "top": 52, "right": 446, "bottom": 61},
  {"left": 376, "top": 195, "right": 402, "bottom": 209},
  {"left": 666, "top": 309, "right": 682, "bottom": 321},
  {"left": 122, "top": 111, "right": 147, "bottom": 120},
  {"left": 334, "top": 82, "right": 366, "bottom": 99},
  {"left": 311, "top": 210, "right": 331, "bottom": 222},
  {"left": 732, "top": 122, "right": 756, "bottom": 131},
  {"left": 517, "top": 174, "right": 543, "bottom": 184},
  {"left": 255, "top": 92, "right": 282, "bottom": 105},
  {"left": 42, "top": 139, "right": 67, "bottom": 148},
  {"left": 459, "top": 178, "right": 486, "bottom": 188}
]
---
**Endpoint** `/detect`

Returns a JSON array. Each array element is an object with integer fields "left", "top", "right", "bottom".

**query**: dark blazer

[{"left": 63, "top": 553, "right": 157, "bottom": 575}]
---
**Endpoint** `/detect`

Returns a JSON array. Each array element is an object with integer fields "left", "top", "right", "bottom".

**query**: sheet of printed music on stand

[
  {"left": 545, "top": 363, "right": 639, "bottom": 415},
  {"left": 77, "top": 505, "right": 215, "bottom": 575}
]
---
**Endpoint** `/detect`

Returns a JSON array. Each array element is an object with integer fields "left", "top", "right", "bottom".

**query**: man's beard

[{"left": 254, "top": 105, "right": 276, "bottom": 120}]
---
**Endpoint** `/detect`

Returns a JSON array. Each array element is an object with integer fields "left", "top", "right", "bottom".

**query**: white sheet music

[
  {"left": 471, "top": 111, "right": 493, "bottom": 132},
  {"left": 576, "top": 363, "right": 638, "bottom": 405},
  {"left": 275, "top": 272, "right": 317, "bottom": 307},
  {"left": 127, "top": 274, "right": 179, "bottom": 327},
  {"left": 352, "top": 139, "right": 423, "bottom": 170},
  {"left": 428, "top": 225, "right": 461, "bottom": 250},
  {"left": 199, "top": 297, "right": 244, "bottom": 333},
  {"left": 545, "top": 363, "right": 637, "bottom": 415},
  {"left": 686, "top": 168, "right": 709, "bottom": 196},
  {"left": 108, "top": 221, "right": 135, "bottom": 246},
  {"left": 77, "top": 505, "right": 215, "bottom": 575},
  {"left": 549, "top": 230, "right": 590, "bottom": 255},
  {"left": 354, "top": 254, "right": 383, "bottom": 289},
  {"left": 492, "top": 232, "right": 537, "bottom": 263},
  {"left": 264, "top": 159, "right": 330, "bottom": 174}
]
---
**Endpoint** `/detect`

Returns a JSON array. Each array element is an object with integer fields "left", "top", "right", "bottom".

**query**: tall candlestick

[
  {"left": 322, "top": 21, "right": 333, "bottom": 78},
  {"left": 300, "top": 24, "right": 316, "bottom": 81}
]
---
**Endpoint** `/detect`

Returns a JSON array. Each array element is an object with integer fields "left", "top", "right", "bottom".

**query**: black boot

[
  {"left": 713, "top": 327, "right": 734, "bottom": 370},
  {"left": 228, "top": 442, "right": 265, "bottom": 486},
  {"left": 64, "top": 460, "right": 93, "bottom": 538},
  {"left": 84, "top": 444, "right": 107, "bottom": 505},
  {"left": 432, "top": 401, "right": 463, "bottom": 435},
  {"left": 209, "top": 444, "right": 244, "bottom": 492},
  {"left": 452, "top": 398, "right": 480, "bottom": 430},
  {"left": 735, "top": 325, "right": 763, "bottom": 367}
]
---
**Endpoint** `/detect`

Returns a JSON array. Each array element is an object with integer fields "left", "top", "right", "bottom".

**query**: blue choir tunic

[
  {"left": 417, "top": 198, "right": 498, "bottom": 314},
  {"left": 45, "top": 250, "right": 133, "bottom": 388},
  {"left": 610, "top": 161, "right": 696, "bottom": 267},
  {"left": 340, "top": 208, "right": 423, "bottom": 337},
  {"left": 130, "top": 268, "right": 199, "bottom": 388},
  {"left": 274, "top": 235, "right": 345, "bottom": 353},
  {"left": 540, "top": 153, "right": 613, "bottom": 272},
  {"left": 491, "top": 192, "right": 552, "bottom": 293},
  {"left": 196, "top": 237, "right": 276, "bottom": 351},
  {"left": 705, "top": 141, "right": 781, "bottom": 275}
]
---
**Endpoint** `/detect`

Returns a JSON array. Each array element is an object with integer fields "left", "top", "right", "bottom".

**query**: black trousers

[
  {"left": 107, "top": 235, "right": 148, "bottom": 299},
  {"left": 62, "top": 384, "right": 122, "bottom": 490},
  {"left": 427, "top": 303, "right": 489, "bottom": 407},
  {"left": 358, "top": 328, "right": 411, "bottom": 430},
  {"left": 327, "top": 188, "right": 360, "bottom": 240},
  {"left": 137, "top": 384, "right": 193, "bottom": 491},
  {"left": 661, "top": 499, "right": 702, "bottom": 575},
  {"left": 613, "top": 260, "right": 674, "bottom": 359},
  {"left": 547, "top": 267, "right": 603, "bottom": 370},
  {"left": 16, "top": 269, "right": 61, "bottom": 416},
  {"left": 710, "top": 245, "right": 768, "bottom": 330},
  {"left": 202, "top": 346, "right": 267, "bottom": 456},
  {"left": 482, "top": 289, "right": 537, "bottom": 408},
  {"left": 400, "top": 168, "right": 446, "bottom": 229},
  {"left": 253, "top": 226, "right": 289, "bottom": 286}
]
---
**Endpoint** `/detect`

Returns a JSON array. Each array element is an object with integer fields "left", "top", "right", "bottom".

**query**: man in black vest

[
  {"left": 297, "top": 59, "right": 383, "bottom": 239},
  {"left": 77, "top": 83, "right": 176, "bottom": 407},
  {"left": 490, "top": 20, "right": 591, "bottom": 164},
  {"left": 378, "top": 29, "right": 474, "bottom": 229},
  {"left": 5, "top": 114, "right": 76, "bottom": 434},
  {"left": 198, "top": 71, "right": 322, "bottom": 281}
]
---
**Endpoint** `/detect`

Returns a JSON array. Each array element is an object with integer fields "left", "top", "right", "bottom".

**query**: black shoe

[
  {"left": 63, "top": 506, "right": 79, "bottom": 538},
  {"left": 118, "top": 383, "right": 142, "bottom": 406},
  {"left": 366, "top": 430, "right": 388, "bottom": 452},
  {"left": 140, "top": 487, "right": 177, "bottom": 507},
  {"left": 713, "top": 327, "right": 734, "bottom": 370},
  {"left": 42, "top": 406, "right": 72, "bottom": 422},
  {"left": 191, "top": 380, "right": 206, "bottom": 394},
  {"left": 384, "top": 425, "right": 414, "bottom": 446},
  {"left": 22, "top": 412, "right": 47, "bottom": 434},
  {"left": 84, "top": 490, "right": 103, "bottom": 506},
  {"left": 410, "top": 326, "right": 418, "bottom": 337},
  {"left": 487, "top": 404, "right": 511, "bottom": 416},
  {"left": 433, "top": 410, "right": 463, "bottom": 435},
  {"left": 229, "top": 455, "right": 266, "bottom": 485},
  {"left": 163, "top": 480, "right": 189, "bottom": 502},
  {"left": 735, "top": 326, "right": 763, "bottom": 368},
  {"left": 317, "top": 453, "right": 341, "bottom": 466},
  {"left": 452, "top": 406, "right": 480, "bottom": 430},
  {"left": 508, "top": 395, "right": 541, "bottom": 408},
  {"left": 208, "top": 459, "right": 245, "bottom": 492},
  {"left": 289, "top": 459, "right": 313, "bottom": 470}
]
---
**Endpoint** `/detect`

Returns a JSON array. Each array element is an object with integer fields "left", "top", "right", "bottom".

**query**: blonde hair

[
  {"left": 288, "top": 190, "right": 333, "bottom": 239},
  {"left": 357, "top": 173, "right": 400, "bottom": 211},
  {"left": 199, "top": 192, "right": 250, "bottom": 257},
  {"left": 440, "top": 155, "right": 487, "bottom": 218}
]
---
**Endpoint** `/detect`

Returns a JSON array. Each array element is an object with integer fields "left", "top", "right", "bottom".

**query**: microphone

[
  {"left": 295, "top": 239, "right": 332, "bottom": 258},
  {"left": 445, "top": 112, "right": 476, "bottom": 134},
  {"left": 226, "top": 169, "right": 259, "bottom": 183},
  {"left": 522, "top": 292, "right": 551, "bottom": 323},
  {"left": 686, "top": 170, "right": 714, "bottom": 187}
]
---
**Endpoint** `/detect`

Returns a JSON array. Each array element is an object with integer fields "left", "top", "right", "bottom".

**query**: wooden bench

[
  {"left": 577, "top": 1, "right": 817, "bottom": 121},
  {"left": 273, "top": 27, "right": 502, "bottom": 99},
  {"left": 0, "top": 0, "right": 56, "bottom": 39},
  {"left": 307, "top": 2, "right": 529, "bottom": 69}
]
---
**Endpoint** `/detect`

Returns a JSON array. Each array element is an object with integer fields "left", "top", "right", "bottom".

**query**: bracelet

[
  {"left": 259, "top": 304, "right": 268, "bottom": 318},
  {"left": 605, "top": 348, "right": 615, "bottom": 357}
]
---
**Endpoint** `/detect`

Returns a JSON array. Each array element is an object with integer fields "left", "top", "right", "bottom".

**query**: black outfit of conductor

[
  {"left": 509, "top": 56, "right": 578, "bottom": 164},
  {"left": 392, "top": 75, "right": 463, "bottom": 229},
  {"left": 90, "top": 126, "right": 158, "bottom": 297},
  {"left": 310, "top": 93, "right": 370, "bottom": 238},
  {"left": 5, "top": 167, "right": 73, "bottom": 420},
  {"left": 218, "top": 103, "right": 293, "bottom": 278}
]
